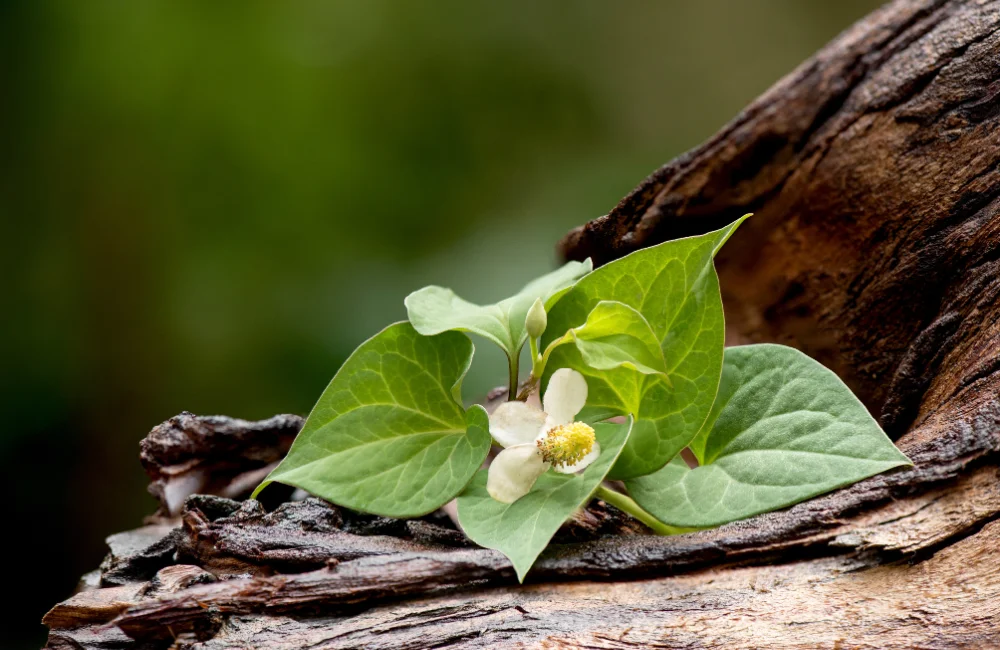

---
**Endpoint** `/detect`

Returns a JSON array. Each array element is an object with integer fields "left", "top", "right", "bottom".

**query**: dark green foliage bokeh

[{"left": 0, "top": 1, "right": 879, "bottom": 646}]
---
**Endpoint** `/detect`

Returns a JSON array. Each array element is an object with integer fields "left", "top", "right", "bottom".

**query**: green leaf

[
  {"left": 545, "top": 300, "right": 667, "bottom": 377},
  {"left": 252, "top": 322, "right": 492, "bottom": 518},
  {"left": 404, "top": 259, "right": 592, "bottom": 358},
  {"left": 542, "top": 215, "right": 749, "bottom": 480},
  {"left": 575, "top": 404, "right": 624, "bottom": 425},
  {"left": 626, "top": 344, "right": 912, "bottom": 528},
  {"left": 457, "top": 417, "right": 633, "bottom": 582},
  {"left": 685, "top": 359, "right": 739, "bottom": 462}
]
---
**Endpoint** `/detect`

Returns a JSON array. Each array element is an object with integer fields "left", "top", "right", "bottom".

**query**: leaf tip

[
  {"left": 512, "top": 558, "right": 534, "bottom": 583},
  {"left": 712, "top": 213, "right": 752, "bottom": 256},
  {"left": 402, "top": 285, "right": 427, "bottom": 311},
  {"left": 894, "top": 452, "right": 916, "bottom": 469}
]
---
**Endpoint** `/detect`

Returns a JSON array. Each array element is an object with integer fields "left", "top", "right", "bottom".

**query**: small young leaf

[
  {"left": 544, "top": 300, "right": 667, "bottom": 377},
  {"left": 626, "top": 344, "right": 912, "bottom": 528},
  {"left": 457, "top": 417, "right": 633, "bottom": 582},
  {"left": 542, "top": 215, "right": 748, "bottom": 480},
  {"left": 252, "top": 322, "right": 492, "bottom": 518},
  {"left": 404, "top": 259, "right": 592, "bottom": 358}
]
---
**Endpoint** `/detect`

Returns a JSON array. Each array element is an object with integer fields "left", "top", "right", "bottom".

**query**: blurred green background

[{"left": 1, "top": 1, "right": 880, "bottom": 646}]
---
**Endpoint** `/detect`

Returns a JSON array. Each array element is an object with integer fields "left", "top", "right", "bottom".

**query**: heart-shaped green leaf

[
  {"left": 457, "top": 417, "right": 633, "bottom": 582},
  {"left": 542, "top": 215, "right": 748, "bottom": 480},
  {"left": 405, "top": 259, "right": 592, "bottom": 358},
  {"left": 626, "top": 344, "right": 912, "bottom": 528},
  {"left": 685, "top": 359, "right": 739, "bottom": 462},
  {"left": 544, "top": 300, "right": 667, "bottom": 377},
  {"left": 252, "top": 322, "right": 492, "bottom": 518}
]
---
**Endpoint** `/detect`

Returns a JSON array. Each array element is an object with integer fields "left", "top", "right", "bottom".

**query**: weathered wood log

[
  {"left": 116, "top": 518, "right": 1000, "bottom": 648},
  {"left": 42, "top": 0, "right": 1000, "bottom": 647},
  {"left": 140, "top": 411, "right": 302, "bottom": 516},
  {"left": 559, "top": 0, "right": 1000, "bottom": 431}
]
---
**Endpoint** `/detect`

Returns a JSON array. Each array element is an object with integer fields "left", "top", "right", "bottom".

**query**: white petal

[
  {"left": 543, "top": 368, "right": 588, "bottom": 426},
  {"left": 489, "top": 401, "right": 547, "bottom": 448},
  {"left": 486, "top": 444, "right": 550, "bottom": 503},
  {"left": 551, "top": 441, "right": 601, "bottom": 474}
]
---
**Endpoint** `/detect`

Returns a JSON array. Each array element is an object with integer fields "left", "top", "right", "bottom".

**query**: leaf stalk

[
  {"left": 507, "top": 350, "right": 520, "bottom": 401},
  {"left": 595, "top": 485, "right": 684, "bottom": 536}
]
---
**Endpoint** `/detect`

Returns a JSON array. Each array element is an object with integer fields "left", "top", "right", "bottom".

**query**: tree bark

[{"left": 43, "top": 0, "right": 1000, "bottom": 647}]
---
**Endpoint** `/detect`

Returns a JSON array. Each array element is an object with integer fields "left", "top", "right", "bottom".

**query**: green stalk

[
  {"left": 595, "top": 485, "right": 684, "bottom": 536},
  {"left": 528, "top": 336, "right": 541, "bottom": 377},
  {"left": 507, "top": 351, "right": 519, "bottom": 401}
]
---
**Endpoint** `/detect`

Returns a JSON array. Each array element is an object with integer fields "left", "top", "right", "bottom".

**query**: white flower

[{"left": 486, "top": 368, "right": 600, "bottom": 503}]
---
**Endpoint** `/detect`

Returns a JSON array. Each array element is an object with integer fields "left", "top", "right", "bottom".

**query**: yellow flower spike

[{"left": 537, "top": 421, "right": 595, "bottom": 467}]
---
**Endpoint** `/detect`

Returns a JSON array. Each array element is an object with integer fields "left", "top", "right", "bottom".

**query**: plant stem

[
  {"left": 529, "top": 336, "right": 540, "bottom": 377},
  {"left": 595, "top": 485, "right": 684, "bottom": 536},
  {"left": 507, "top": 351, "right": 519, "bottom": 401},
  {"left": 515, "top": 375, "right": 538, "bottom": 401}
]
